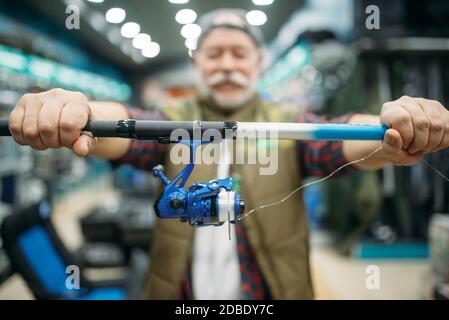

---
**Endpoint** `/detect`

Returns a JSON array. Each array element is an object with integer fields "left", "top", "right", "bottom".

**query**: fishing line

[
  {"left": 421, "top": 158, "right": 449, "bottom": 183},
  {"left": 238, "top": 145, "right": 384, "bottom": 221},
  {"left": 237, "top": 147, "right": 449, "bottom": 222}
]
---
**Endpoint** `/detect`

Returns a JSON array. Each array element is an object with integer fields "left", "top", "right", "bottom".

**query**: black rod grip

[
  {"left": 0, "top": 118, "right": 10, "bottom": 136},
  {"left": 0, "top": 118, "right": 122, "bottom": 137},
  {"left": 134, "top": 120, "right": 234, "bottom": 139},
  {"left": 82, "top": 120, "right": 132, "bottom": 137},
  {"left": 0, "top": 119, "right": 238, "bottom": 140},
  {"left": 0, "top": 119, "right": 128, "bottom": 137}
]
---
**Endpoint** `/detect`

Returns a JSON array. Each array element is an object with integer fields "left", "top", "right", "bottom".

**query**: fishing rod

[
  {"left": 0, "top": 119, "right": 387, "bottom": 141},
  {"left": 0, "top": 118, "right": 387, "bottom": 227}
]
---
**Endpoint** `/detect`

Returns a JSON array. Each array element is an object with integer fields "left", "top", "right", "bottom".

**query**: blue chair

[{"left": 1, "top": 201, "right": 143, "bottom": 299}]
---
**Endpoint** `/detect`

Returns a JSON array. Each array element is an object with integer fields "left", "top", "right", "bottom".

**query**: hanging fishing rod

[{"left": 0, "top": 119, "right": 387, "bottom": 142}]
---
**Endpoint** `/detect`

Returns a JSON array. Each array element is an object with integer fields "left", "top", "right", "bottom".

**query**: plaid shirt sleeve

[
  {"left": 297, "top": 112, "right": 355, "bottom": 178},
  {"left": 109, "top": 108, "right": 169, "bottom": 172}
]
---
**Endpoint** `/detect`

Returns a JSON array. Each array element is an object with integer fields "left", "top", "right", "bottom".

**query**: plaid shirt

[{"left": 113, "top": 107, "right": 352, "bottom": 300}]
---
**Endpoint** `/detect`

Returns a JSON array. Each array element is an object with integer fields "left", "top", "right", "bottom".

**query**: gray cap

[{"left": 195, "top": 8, "right": 265, "bottom": 50}]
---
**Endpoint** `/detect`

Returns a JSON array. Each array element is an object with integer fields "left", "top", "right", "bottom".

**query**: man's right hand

[{"left": 9, "top": 88, "right": 95, "bottom": 157}]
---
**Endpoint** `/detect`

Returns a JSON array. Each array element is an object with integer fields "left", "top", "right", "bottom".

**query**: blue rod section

[{"left": 312, "top": 124, "right": 387, "bottom": 141}]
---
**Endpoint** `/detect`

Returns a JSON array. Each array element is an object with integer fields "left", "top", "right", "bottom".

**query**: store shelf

[{"left": 352, "top": 242, "right": 429, "bottom": 260}]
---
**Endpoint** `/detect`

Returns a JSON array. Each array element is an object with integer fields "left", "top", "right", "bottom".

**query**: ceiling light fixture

[
  {"left": 175, "top": 9, "right": 197, "bottom": 24},
  {"left": 246, "top": 10, "right": 267, "bottom": 26},
  {"left": 142, "top": 42, "right": 161, "bottom": 58},
  {"left": 180, "top": 23, "right": 201, "bottom": 39},
  {"left": 185, "top": 37, "right": 198, "bottom": 50},
  {"left": 252, "top": 0, "right": 274, "bottom": 5},
  {"left": 132, "top": 33, "right": 152, "bottom": 49},
  {"left": 168, "top": 0, "right": 189, "bottom": 4},
  {"left": 105, "top": 8, "right": 126, "bottom": 24},
  {"left": 121, "top": 22, "right": 141, "bottom": 38}
]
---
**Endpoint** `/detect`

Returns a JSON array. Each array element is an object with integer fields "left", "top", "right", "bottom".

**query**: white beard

[{"left": 195, "top": 70, "right": 258, "bottom": 110}]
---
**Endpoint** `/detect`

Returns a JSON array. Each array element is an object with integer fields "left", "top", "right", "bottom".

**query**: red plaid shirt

[{"left": 113, "top": 107, "right": 352, "bottom": 300}]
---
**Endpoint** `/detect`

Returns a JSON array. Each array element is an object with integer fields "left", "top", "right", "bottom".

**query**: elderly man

[{"left": 7, "top": 9, "right": 449, "bottom": 299}]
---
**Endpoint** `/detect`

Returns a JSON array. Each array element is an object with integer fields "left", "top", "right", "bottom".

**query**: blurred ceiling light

[
  {"left": 175, "top": 9, "right": 197, "bottom": 24},
  {"left": 88, "top": 12, "right": 107, "bottom": 32},
  {"left": 132, "top": 33, "right": 152, "bottom": 49},
  {"left": 168, "top": 0, "right": 189, "bottom": 4},
  {"left": 86, "top": 0, "right": 104, "bottom": 3},
  {"left": 180, "top": 24, "right": 201, "bottom": 39},
  {"left": 120, "top": 41, "right": 133, "bottom": 55},
  {"left": 63, "top": 0, "right": 86, "bottom": 10},
  {"left": 246, "top": 10, "right": 267, "bottom": 26},
  {"left": 142, "top": 42, "right": 161, "bottom": 58},
  {"left": 121, "top": 22, "right": 140, "bottom": 38},
  {"left": 107, "top": 28, "right": 122, "bottom": 45},
  {"left": 132, "top": 49, "right": 147, "bottom": 64},
  {"left": 185, "top": 37, "right": 198, "bottom": 50},
  {"left": 105, "top": 8, "right": 126, "bottom": 24},
  {"left": 252, "top": 0, "right": 274, "bottom": 5}
]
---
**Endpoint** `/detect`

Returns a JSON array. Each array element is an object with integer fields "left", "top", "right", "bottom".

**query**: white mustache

[{"left": 206, "top": 72, "right": 250, "bottom": 87}]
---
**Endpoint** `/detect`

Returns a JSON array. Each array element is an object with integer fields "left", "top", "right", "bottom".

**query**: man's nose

[{"left": 220, "top": 53, "right": 237, "bottom": 72}]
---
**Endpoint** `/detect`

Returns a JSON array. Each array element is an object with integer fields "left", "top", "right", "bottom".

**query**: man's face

[{"left": 194, "top": 28, "right": 262, "bottom": 110}]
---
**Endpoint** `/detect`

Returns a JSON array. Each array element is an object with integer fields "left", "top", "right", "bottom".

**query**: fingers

[
  {"left": 436, "top": 109, "right": 449, "bottom": 151},
  {"left": 416, "top": 98, "right": 445, "bottom": 152},
  {"left": 59, "top": 100, "right": 90, "bottom": 149},
  {"left": 418, "top": 99, "right": 446, "bottom": 152},
  {"left": 382, "top": 129, "right": 424, "bottom": 166},
  {"left": 380, "top": 96, "right": 449, "bottom": 165},
  {"left": 38, "top": 99, "right": 63, "bottom": 148},
  {"left": 380, "top": 101, "right": 414, "bottom": 148},
  {"left": 9, "top": 99, "right": 26, "bottom": 145},
  {"left": 22, "top": 95, "right": 46, "bottom": 150},
  {"left": 8, "top": 89, "right": 90, "bottom": 154},
  {"left": 398, "top": 97, "right": 430, "bottom": 154}
]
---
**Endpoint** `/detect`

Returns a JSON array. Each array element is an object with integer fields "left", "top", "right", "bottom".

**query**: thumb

[
  {"left": 384, "top": 128, "right": 403, "bottom": 149},
  {"left": 72, "top": 134, "right": 97, "bottom": 157}
]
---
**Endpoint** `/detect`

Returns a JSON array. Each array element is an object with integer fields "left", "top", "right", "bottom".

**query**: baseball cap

[{"left": 195, "top": 8, "right": 265, "bottom": 50}]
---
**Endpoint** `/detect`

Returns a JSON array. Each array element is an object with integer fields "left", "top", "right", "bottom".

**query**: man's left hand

[{"left": 380, "top": 96, "right": 449, "bottom": 165}]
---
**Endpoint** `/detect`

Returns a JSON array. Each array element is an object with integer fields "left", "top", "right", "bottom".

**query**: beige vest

[{"left": 143, "top": 96, "right": 314, "bottom": 299}]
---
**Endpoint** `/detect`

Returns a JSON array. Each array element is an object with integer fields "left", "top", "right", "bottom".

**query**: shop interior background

[{"left": 0, "top": 0, "right": 449, "bottom": 299}]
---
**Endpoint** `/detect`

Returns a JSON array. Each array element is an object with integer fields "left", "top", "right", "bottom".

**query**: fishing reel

[{"left": 152, "top": 140, "right": 245, "bottom": 227}]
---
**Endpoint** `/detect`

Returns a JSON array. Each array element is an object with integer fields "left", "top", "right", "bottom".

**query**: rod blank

[{"left": 0, "top": 119, "right": 386, "bottom": 141}]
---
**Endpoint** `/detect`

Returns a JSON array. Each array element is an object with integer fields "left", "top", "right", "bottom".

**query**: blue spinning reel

[{"left": 151, "top": 140, "right": 245, "bottom": 227}]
